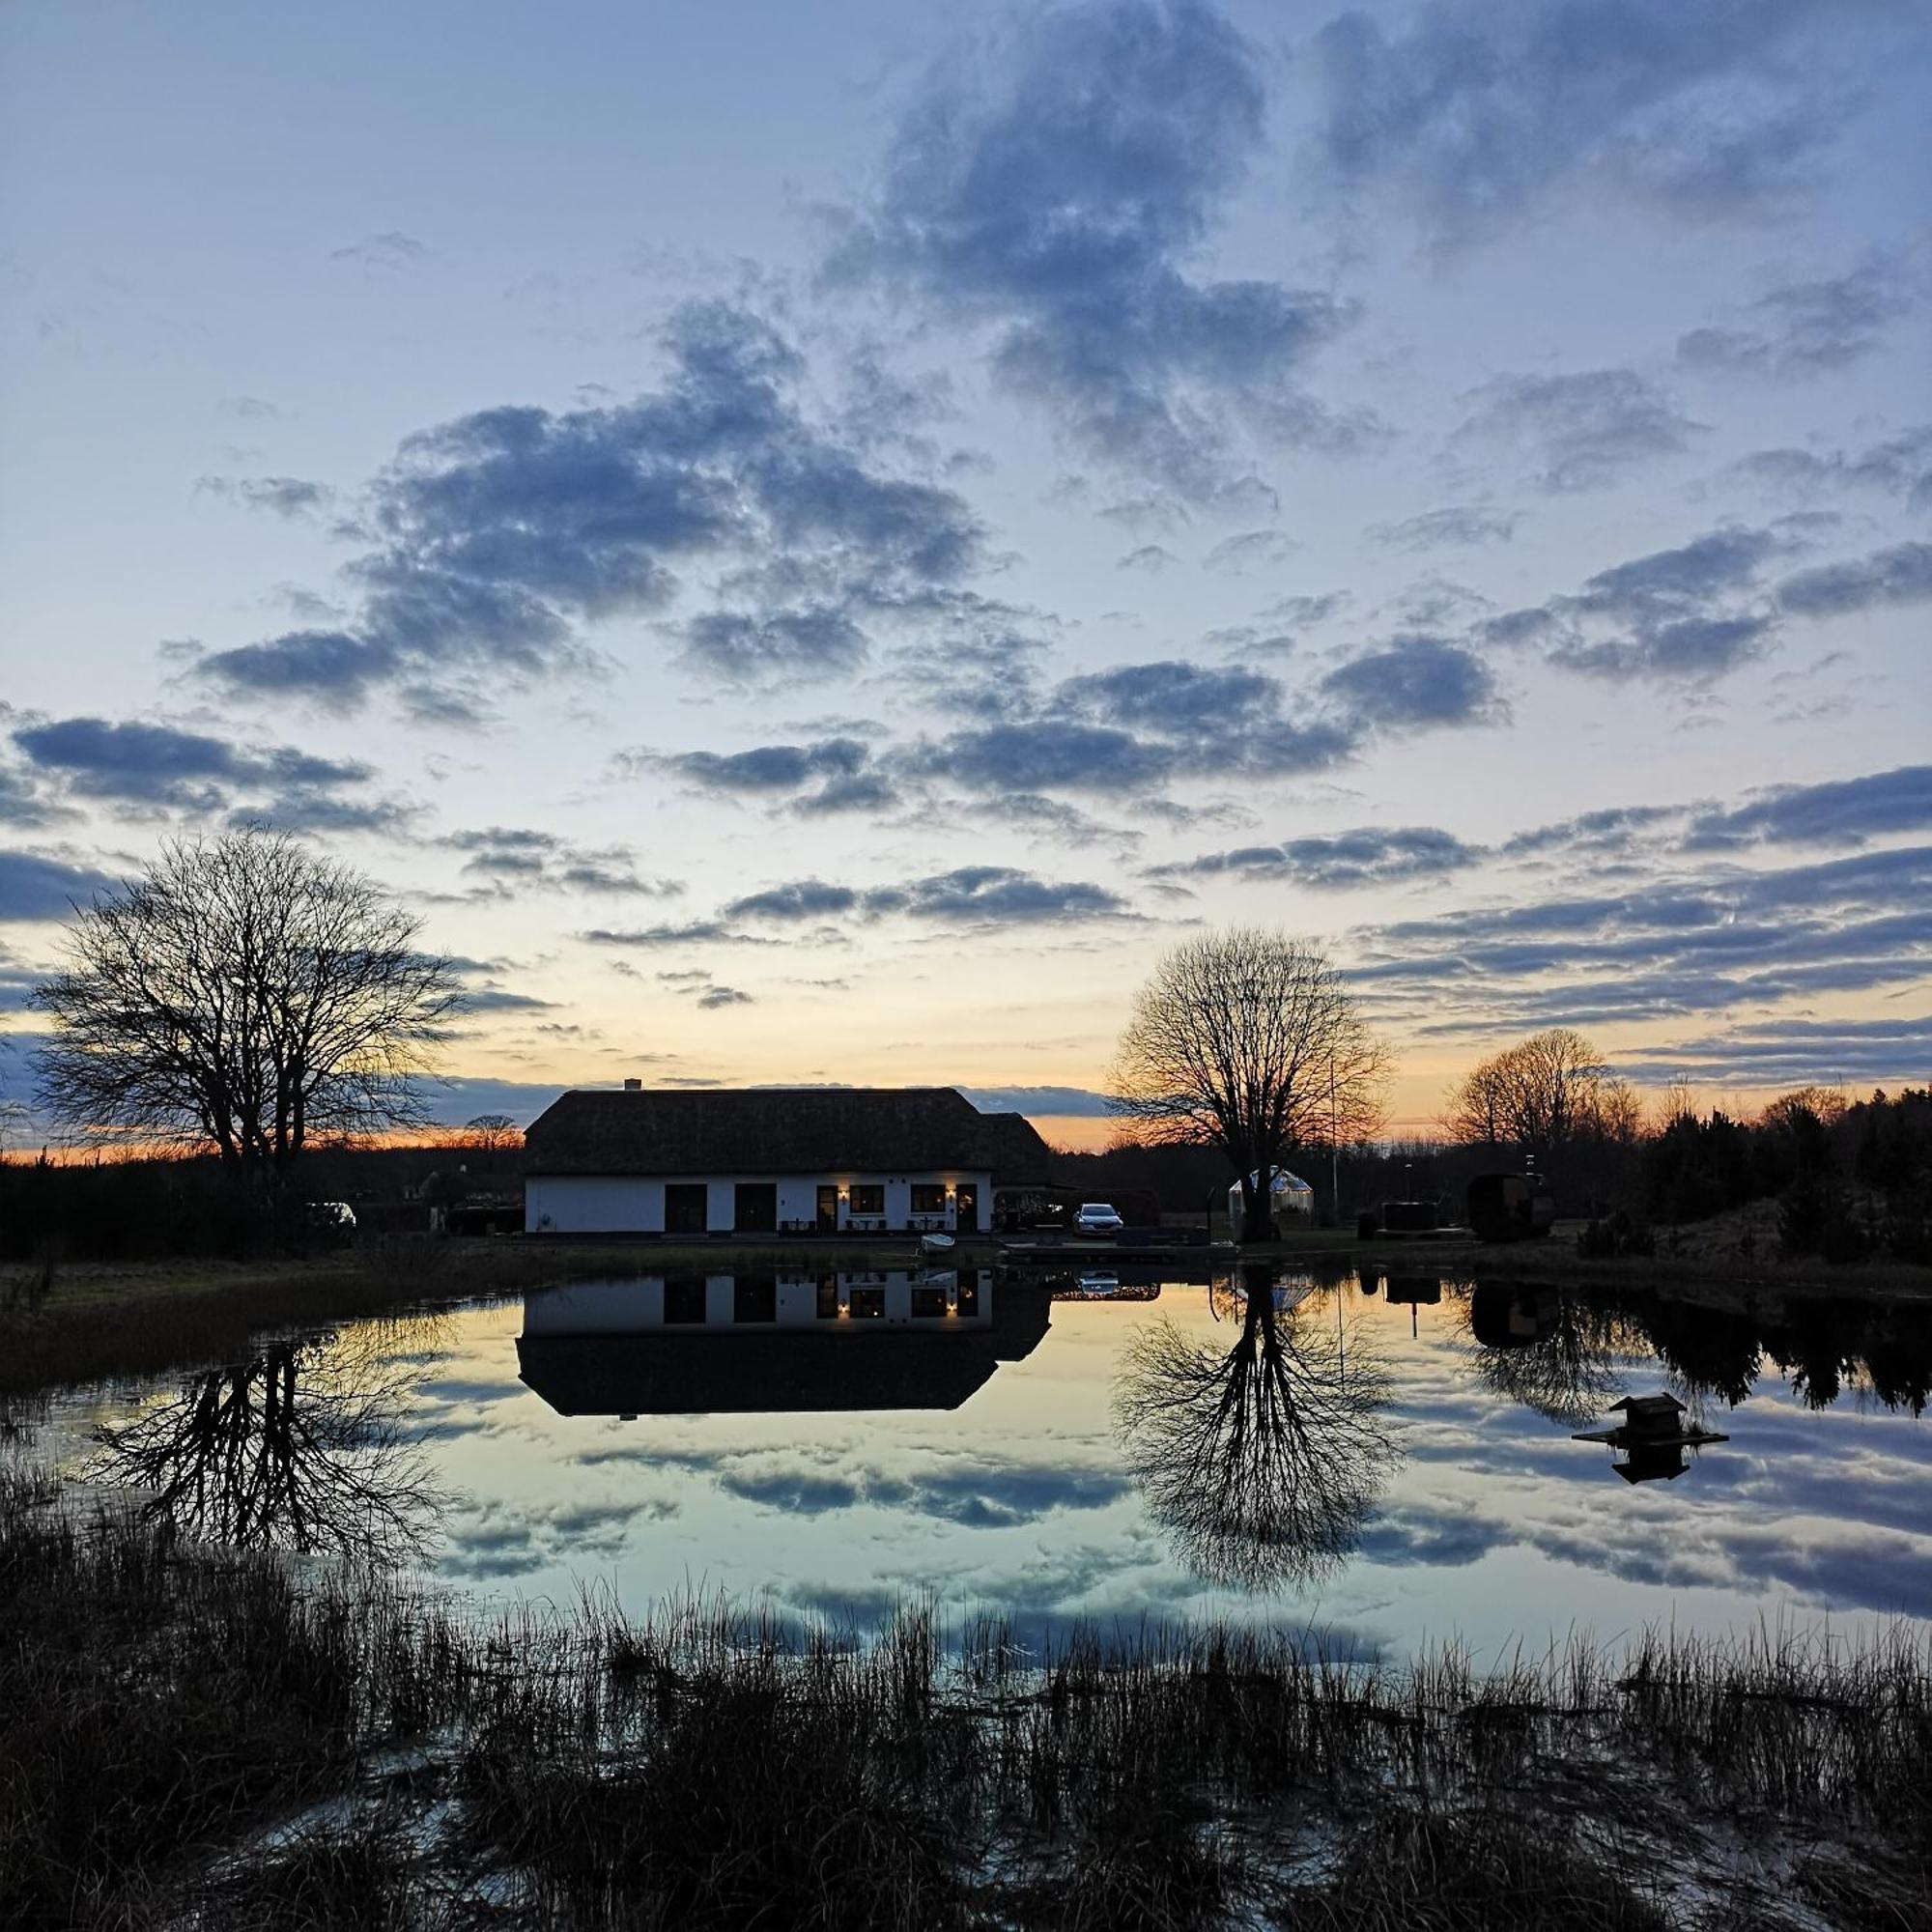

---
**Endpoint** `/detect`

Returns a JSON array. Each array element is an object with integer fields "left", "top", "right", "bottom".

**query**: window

[
  {"left": 733, "top": 1276, "right": 777, "bottom": 1323},
  {"left": 816, "top": 1276, "right": 839, "bottom": 1320},
  {"left": 664, "top": 1276, "right": 707, "bottom": 1324},
  {"left": 910, "top": 1287, "right": 948, "bottom": 1319},
  {"left": 956, "top": 1278, "right": 980, "bottom": 1319},
  {"left": 848, "top": 1287, "right": 886, "bottom": 1319},
  {"left": 910, "top": 1183, "right": 948, "bottom": 1214},
  {"left": 848, "top": 1183, "right": 884, "bottom": 1216}
]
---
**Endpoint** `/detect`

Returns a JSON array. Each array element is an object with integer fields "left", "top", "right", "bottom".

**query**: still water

[{"left": 31, "top": 1265, "right": 1932, "bottom": 1661}]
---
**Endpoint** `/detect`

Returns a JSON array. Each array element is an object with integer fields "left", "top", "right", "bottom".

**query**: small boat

[{"left": 919, "top": 1233, "right": 956, "bottom": 1257}]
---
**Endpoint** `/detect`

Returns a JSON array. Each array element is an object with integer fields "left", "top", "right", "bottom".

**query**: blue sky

[{"left": 2, "top": 0, "right": 1928, "bottom": 1139}]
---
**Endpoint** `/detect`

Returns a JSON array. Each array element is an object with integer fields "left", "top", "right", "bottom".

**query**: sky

[{"left": 1, "top": 0, "right": 1928, "bottom": 1148}]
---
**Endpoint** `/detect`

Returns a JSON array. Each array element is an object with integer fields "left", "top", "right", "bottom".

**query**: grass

[
  {"left": 0, "top": 1233, "right": 994, "bottom": 1396},
  {"left": 4, "top": 1472, "right": 1929, "bottom": 1930}
]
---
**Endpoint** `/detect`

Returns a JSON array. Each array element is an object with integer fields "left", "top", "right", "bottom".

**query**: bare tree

[
  {"left": 34, "top": 830, "right": 460, "bottom": 1177},
  {"left": 1113, "top": 1266, "right": 1397, "bottom": 1591},
  {"left": 84, "top": 1322, "right": 448, "bottom": 1563},
  {"left": 1442, "top": 1028, "right": 1614, "bottom": 1153},
  {"left": 1109, "top": 929, "right": 1389, "bottom": 1241}
]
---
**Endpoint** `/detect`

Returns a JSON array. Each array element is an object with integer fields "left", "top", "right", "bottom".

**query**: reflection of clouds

[
  {"left": 59, "top": 1284, "right": 1930, "bottom": 1644},
  {"left": 581, "top": 1438, "right": 1135, "bottom": 1527},
  {"left": 440, "top": 1492, "right": 683, "bottom": 1581}
]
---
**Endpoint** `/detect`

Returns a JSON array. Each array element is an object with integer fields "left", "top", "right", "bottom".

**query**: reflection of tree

[
  {"left": 1463, "top": 1284, "right": 1634, "bottom": 1425},
  {"left": 86, "top": 1322, "right": 447, "bottom": 1564},
  {"left": 1113, "top": 1268, "right": 1395, "bottom": 1591}
]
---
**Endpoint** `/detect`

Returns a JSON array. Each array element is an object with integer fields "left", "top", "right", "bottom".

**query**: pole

[{"left": 1329, "top": 1048, "right": 1339, "bottom": 1229}]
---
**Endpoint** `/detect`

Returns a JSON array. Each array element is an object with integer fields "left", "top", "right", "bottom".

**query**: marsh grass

[{"left": 4, "top": 1477, "right": 1928, "bottom": 1928}]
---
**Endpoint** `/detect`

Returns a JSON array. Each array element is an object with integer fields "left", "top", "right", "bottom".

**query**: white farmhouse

[{"left": 522, "top": 1084, "right": 1052, "bottom": 1236}]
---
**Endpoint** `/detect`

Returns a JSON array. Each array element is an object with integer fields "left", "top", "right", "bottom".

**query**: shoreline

[{"left": 6, "top": 1228, "right": 1931, "bottom": 1397}]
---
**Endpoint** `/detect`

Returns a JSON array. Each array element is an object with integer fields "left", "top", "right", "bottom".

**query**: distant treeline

[{"left": 0, "top": 1133, "right": 518, "bottom": 1265}]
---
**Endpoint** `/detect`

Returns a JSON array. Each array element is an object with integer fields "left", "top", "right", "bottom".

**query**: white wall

[{"left": 526, "top": 1171, "right": 995, "bottom": 1235}]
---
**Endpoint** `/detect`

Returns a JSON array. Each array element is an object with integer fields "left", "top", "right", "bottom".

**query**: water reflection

[
  {"left": 84, "top": 1321, "right": 447, "bottom": 1564},
  {"left": 1459, "top": 1281, "right": 1932, "bottom": 1419},
  {"left": 1112, "top": 1265, "right": 1398, "bottom": 1591},
  {"left": 1463, "top": 1283, "right": 1637, "bottom": 1425},
  {"left": 516, "top": 1270, "right": 1053, "bottom": 1415}
]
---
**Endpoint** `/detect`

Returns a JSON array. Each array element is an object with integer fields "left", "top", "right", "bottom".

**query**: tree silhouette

[
  {"left": 1463, "top": 1283, "right": 1637, "bottom": 1424},
  {"left": 1109, "top": 929, "right": 1388, "bottom": 1240},
  {"left": 1113, "top": 1266, "right": 1397, "bottom": 1590},
  {"left": 36, "top": 829, "right": 460, "bottom": 1176},
  {"left": 85, "top": 1321, "right": 447, "bottom": 1563}
]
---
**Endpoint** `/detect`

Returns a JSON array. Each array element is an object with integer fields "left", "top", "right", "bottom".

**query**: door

[
  {"left": 734, "top": 1182, "right": 778, "bottom": 1233},
  {"left": 664, "top": 1183, "right": 707, "bottom": 1235},
  {"left": 953, "top": 1184, "right": 978, "bottom": 1232},
  {"left": 815, "top": 1184, "right": 839, "bottom": 1234}
]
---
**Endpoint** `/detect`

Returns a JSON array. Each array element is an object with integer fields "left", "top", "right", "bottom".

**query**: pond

[{"left": 21, "top": 1264, "right": 1932, "bottom": 1662}]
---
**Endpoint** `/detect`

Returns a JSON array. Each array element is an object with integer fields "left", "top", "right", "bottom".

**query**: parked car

[
  {"left": 1073, "top": 1202, "right": 1124, "bottom": 1236},
  {"left": 306, "top": 1200, "right": 357, "bottom": 1232}
]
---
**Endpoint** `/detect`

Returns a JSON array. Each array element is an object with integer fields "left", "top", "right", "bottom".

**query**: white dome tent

[{"left": 1228, "top": 1167, "right": 1316, "bottom": 1234}]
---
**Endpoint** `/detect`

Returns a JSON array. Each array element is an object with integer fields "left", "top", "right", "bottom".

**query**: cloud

[
  {"left": 1150, "top": 825, "right": 1483, "bottom": 890},
  {"left": 1612, "top": 1014, "right": 1932, "bottom": 1089},
  {"left": 1347, "top": 842, "right": 1932, "bottom": 1042},
  {"left": 11, "top": 715, "right": 385, "bottom": 821},
  {"left": 1202, "top": 528, "right": 1297, "bottom": 573},
  {"left": 1492, "top": 524, "right": 1792, "bottom": 684},
  {"left": 910, "top": 720, "right": 1179, "bottom": 794},
  {"left": 197, "top": 475, "right": 336, "bottom": 521},
  {"left": 1735, "top": 425, "right": 1932, "bottom": 511},
  {"left": 1308, "top": 0, "right": 1886, "bottom": 247},
  {"left": 330, "top": 230, "right": 431, "bottom": 270},
  {"left": 827, "top": 0, "right": 1366, "bottom": 496},
  {"left": 581, "top": 922, "right": 779, "bottom": 950},
  {"left": 1370, "top": 506, "right": 1519, "bottom": 552},
  {"left": 1320, "top": 637, "right": 1503, "bottom": 731},
  {"left": 728, "top": 867, "right": 1134, "bottom": 926},
  {"left": 647, "top": 737, "right": 879, "bottom": 813},
  {"left": 724, "top": 880, "right": 863, "bottom": 923},
  {"left": 1454, "top": 369, "right": 1704, "bottom": 492},
  {"left": 1117, "top": 544, "right": 1179, "bottom": 573},
  {"left": 195, "top": 300, "right": 986, "bottom": 712},
  {"left": 0, "top": 848, "right": 116, "bottom": 921},
  {"left": 443, "top": 827, "right": 683, "bottom": 898},
  {"left": 1058, "top": 658, "right": 1278, "bottom": 735},
  {"left": 1677, "top": 253, "right": 1915, "bottom": 379},
  {"left": 1685, "top": 765, "right": 1932, "bottom": 849},
  {"left": 1776, "top": 540, "right": 1932, "bottom": 618},
  {"left": 695, "top": 985, "right": 753, "bottom": 1009}
]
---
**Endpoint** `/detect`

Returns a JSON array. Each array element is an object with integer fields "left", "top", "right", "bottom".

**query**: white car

[{"left": 1073, "top": 1202, "right": 1124, "bottom": 1236}]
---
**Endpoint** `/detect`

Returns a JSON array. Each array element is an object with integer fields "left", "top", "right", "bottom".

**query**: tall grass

[{"left": 4, "top": 1475, "right": 1928, "bottom": 1927}]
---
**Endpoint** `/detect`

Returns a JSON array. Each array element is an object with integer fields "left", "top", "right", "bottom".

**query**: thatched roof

[{"left": 522, "top": 1085, "right": 1053, "bottom": 1182}]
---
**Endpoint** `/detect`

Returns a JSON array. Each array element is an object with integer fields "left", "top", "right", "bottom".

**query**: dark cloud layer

[
  {"left": 1150, "top": 826, "right": 1482, "bottom": 891},
  {"left": 195, "top": 301, "right": 986, "bottom": 712},
  {"left": 726, "top": 867, "right": 1133, "bottom": 927},
  {"left": 1311, "top": 0, "right": 1888, "bottom": 246},
  {"left": 1347, "top": 842, "right": 1932, "bottom": 1044},
  {"left": 828, "top": 0, "right": 1365, "bottom": 496},
  {"left": 0, "top": 849, "right": 117, "bottom": 921}
]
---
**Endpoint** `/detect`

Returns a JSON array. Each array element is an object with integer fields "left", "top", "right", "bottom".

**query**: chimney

[{"left": 623, "top": 1077, "right": 642, "bottom": 1092}]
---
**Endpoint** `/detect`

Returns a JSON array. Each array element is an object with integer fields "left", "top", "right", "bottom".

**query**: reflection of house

[
  {"left": 515, "top": 1271, "right": 1052, "bottom": 1414},
  {"left": 522, "top": 1086, "right": 1051, "bottom": 1236}
]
